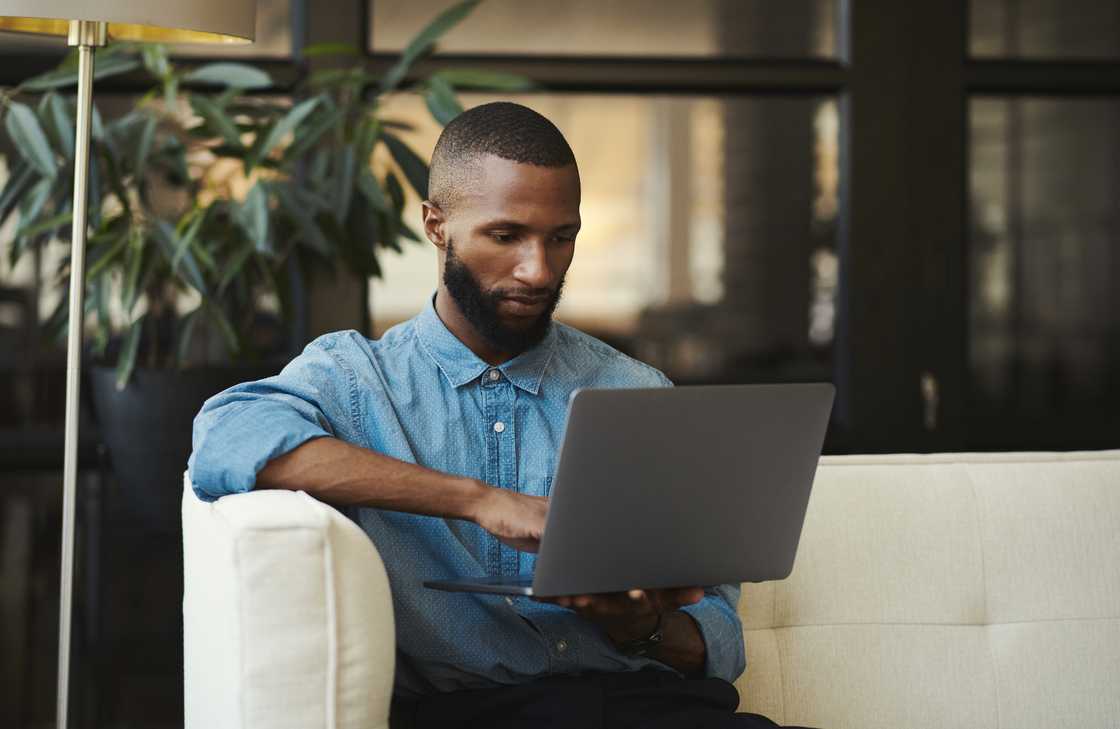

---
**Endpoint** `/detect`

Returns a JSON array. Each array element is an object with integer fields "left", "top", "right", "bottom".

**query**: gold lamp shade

[{"left": 0, "top": 0, "right": 256, "bottom": 43}]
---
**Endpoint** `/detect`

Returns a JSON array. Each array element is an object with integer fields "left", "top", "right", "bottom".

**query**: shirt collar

[{"left": 415, "top": 294, "right": 557, "bottom": 395}]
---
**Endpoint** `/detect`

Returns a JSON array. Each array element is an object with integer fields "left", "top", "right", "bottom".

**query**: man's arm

[
  {"left": 189, "top": 333, "right": 550, "bottom": 551},
  {"left": 258, "top": 437, "right": 549, "bottom": 552}
]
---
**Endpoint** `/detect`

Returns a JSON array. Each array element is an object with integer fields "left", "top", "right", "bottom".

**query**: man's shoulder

[
  {"left": 551, "top": 322, "right": 672, "bottom": 388},
  {"left": 306, "top": 319, "right": 417, "bottom": 358}
]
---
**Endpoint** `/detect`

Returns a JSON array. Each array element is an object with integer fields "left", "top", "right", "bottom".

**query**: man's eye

[{"left": 491, "top": 232, "right": 515, "bottom": 243}]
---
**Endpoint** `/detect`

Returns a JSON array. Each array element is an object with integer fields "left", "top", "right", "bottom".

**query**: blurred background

[{"left": 2, "top": 0, "right": 1119, "bottom": 726}]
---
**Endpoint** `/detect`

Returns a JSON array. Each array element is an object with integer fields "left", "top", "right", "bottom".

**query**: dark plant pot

[{"left": 89, "top": 363, "right": 279, "bottom": 530}]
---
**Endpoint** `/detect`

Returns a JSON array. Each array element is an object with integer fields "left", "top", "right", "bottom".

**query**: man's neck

[{"left": 433, "top": 288, "right": 515, "bottom": 366}]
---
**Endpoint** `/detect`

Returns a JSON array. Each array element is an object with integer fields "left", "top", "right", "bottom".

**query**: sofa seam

[
  {"left": 963, "top": 463, "right": 1001, "bottom": 729},
  {"left": 320, "top": 508, "right": 336, "bottom": 729},
  {"left": 819, "top": 452, "right": 1120, "bottom": 466}
]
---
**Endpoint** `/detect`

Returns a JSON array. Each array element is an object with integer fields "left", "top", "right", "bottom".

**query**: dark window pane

[
  {"left": 970, "top": 0, "right": 1120, "bottom": 59},
  {"left": 369, "top": 0, "right": 838, "bottom": 59},
  {"left": 370, "top": 93, "right": 840, "bottom": 386},
  {"left": 969, "top": 97, "right": 1120, "bottom": 439}
]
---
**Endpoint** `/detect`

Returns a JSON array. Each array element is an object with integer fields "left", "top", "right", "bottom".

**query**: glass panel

[
  {"left": 370, "top": 0, "right": 838, "bottom": 59},
  {"left": 370, "top": 92, "right": 840, "bottom": 386},
  {"left": 970, "top": 0, "right": 1120, "bottom": 59},
  {"left": 969, "top": 97, "right": 1120, "bottom": 432}
]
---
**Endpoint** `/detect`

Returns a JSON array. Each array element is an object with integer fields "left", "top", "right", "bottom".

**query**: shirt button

[
  {"left": 489, "top": 369, "right": 501, "bottom": 381},
  {"left": 556, "top": 639, "right": 568, "bottom": 653},
  {"left": 493, "top": 421, "right": 506, "bottom": 433}
]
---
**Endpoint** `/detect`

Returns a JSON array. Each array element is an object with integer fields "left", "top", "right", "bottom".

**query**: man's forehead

[{"left": 456, "top": 153, "right": 581, "bottom": 203}]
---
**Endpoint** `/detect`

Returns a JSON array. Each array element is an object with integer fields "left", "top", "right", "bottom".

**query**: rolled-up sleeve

[
  {"left": 680, "top": 583, "right": 746, "bottom": 682},
  {"left": 187, "top": 333, "right": 359, "bottom": 502}
]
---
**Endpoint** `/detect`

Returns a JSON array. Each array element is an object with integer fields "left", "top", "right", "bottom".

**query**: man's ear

[{"left": 421, "top": 201, "right": 446, "bottom": 251}]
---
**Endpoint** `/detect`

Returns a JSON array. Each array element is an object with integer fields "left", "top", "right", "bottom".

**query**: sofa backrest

[
  {"left": 182, "top": 479, "right": 396, "bottom": 729},
  {"left": 736, "top": 450, "right": 1120, "bottom": 729}
]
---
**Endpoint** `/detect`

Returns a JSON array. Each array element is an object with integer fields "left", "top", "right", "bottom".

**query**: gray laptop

[{"left": 424, "top": 383, "right": 834, "bottom": 598}]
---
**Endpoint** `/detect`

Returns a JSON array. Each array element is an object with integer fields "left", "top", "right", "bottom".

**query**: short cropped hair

[{"left": 428, "top": 101, "right": 577, "bottom": 211}]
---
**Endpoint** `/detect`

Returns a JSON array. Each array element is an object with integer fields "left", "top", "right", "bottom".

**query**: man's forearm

[
  {"left": 257, "top": 436, "right": 485, "bottom": 520},
  {"left": 647, "top": 611, "right": 707, "bottom": 677}
]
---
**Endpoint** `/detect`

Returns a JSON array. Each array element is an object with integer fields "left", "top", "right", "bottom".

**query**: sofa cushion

[
  {"left": 736, "top": 451, "right": 1120, "bottom": 729},
  {"left": 182, "top": 478, "right": 396, "bottom": 729}
]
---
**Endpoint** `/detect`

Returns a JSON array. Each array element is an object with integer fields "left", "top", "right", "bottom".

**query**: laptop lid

[{"left": 529, "top": 383, "right": 834, "bottom": 597}]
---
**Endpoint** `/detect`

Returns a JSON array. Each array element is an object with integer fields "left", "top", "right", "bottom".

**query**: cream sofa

[{"left": 182, "top": 451, "right": 1120, "bottom": 729}]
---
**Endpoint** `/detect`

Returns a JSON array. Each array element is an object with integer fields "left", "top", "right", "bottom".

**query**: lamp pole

[{"left": 58, "top": 20, "right": 106, "bottom": 729}]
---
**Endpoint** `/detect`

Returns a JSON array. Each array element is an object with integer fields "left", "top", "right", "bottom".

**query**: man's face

[{"left": 428, "top": 154, "right": 581, "bottom": 354}]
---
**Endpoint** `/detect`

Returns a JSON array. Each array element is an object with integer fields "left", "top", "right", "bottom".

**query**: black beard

[{"left": 443, "top": 241, "right": 564, "bottom": 356}]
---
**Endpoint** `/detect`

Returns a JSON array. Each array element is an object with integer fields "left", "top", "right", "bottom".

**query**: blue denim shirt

[{"left": 189, "top": 296, "right": 746, "bottom": 696}]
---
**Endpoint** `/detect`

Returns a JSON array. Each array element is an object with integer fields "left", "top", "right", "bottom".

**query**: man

[{"left": 190, "top": 102, "right": 805, "bottom": 728}]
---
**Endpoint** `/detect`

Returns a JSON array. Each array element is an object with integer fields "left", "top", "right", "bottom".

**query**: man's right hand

[{"left": 469, "top": 485, "right": 549, "bottom": 553}]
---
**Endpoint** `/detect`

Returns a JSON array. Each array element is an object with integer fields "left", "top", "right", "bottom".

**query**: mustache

[{"left": 492, "top": 288, "right": 557, "bottom": 301}]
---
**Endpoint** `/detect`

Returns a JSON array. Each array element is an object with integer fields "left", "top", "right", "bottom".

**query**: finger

[
  {"left": 673, "top": 587, "right": 705, "bottom": 606},
  {"left": 650, "top": 587, "right": 693, "bottom": 609},
  {"left": 628, "top": 589, "right": 644, "bottom": 602}
]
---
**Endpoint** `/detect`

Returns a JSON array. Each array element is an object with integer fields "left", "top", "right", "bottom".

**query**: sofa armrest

[{"left": 182, "top": 476, "right": 395, "bottom": 729}]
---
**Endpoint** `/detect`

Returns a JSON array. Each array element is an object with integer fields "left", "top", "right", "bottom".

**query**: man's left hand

[{"left": 535, "top": 587, "right": 704, "bottom": 646}]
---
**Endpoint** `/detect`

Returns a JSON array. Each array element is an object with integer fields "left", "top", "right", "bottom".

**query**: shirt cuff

[
  {"left": 680, "top": 593, "right": 747, "bottom": 682},
  {"left": 189, "top": 402, "right": 330, "bottom": 502}
]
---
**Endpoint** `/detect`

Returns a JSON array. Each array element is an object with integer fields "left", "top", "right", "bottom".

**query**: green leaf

[
  {"left": 90, "top": 104, "right": 105, "bottom": 142},
  {"left": 424, "top": 75, "right": 463, "bottom": 125},
  {"left": 163, "top": 75, "right": 179, "bottom": 111},
  {"left": 431, "top": 69, "right": 533, "bottom": 91},
  {"left": 0, "top": 162, "right": 34, "bottom": 229},
  {"left": 5, "top": 103, "right": 58, "bottom": 178},
  {"left": 154, "top": 221, "right": 209, "bottom": 297},
  {"left": 21, "top": 54, "right": 140, "bottom": 92},
  {"left": 121, "top": 233, "right": 146, "bottom": 314},
  {"left": 217, "top": 242, "right": 254, "bottom": 294},
  {"left": 172, "top": 209, "right": 205, "bottom": 271},
  {"left": 141, "top": 44, "right": 171, "bottom": 79},
  {"left": 85, "top": 232, "right": 128, "bottom": 278},
  {"left": 302, "top": 42, "right": 361, "bottom": 58},
  {"left": 356, "top": 169, "right": 390, "bottom": 213},
  {"left": 92, "top": 273, "right": 110, "bottom": 356},
  {"left": 332, "top": 146, "right": 355, "bottom": 223},
  {"left": 45, "top": 93, "right": 75, "bottom": 160},
  {"left": 380, "top": 0, "right": 481, "bottom": 93},
  {"left": 386, "top": 171, "right": 406, "bottom": 213},
  {"left": 18, "top": 210, "right": 73, "bottom": 241},
  {"left": 246, "top": 96, "right": 319, "bottom": 172},
  {"left": 400, "top": 220, "right": 422, "bottom": 242},
  {"left": 308, "top": 67, "right": 358, "bottom": 88},
  {"left": 184, "top": 63, "right": 272, "bottom": 90},
  {"left": 382, "top": 132, "right": 429, "bottom": 199},
  {"left": 275, "top": 185, "right": 331, "bottom": 256},
  {"left": 115, "top": 314, "right": 146, "bottom": 390},
  {"left": 282, "top": 102, "right": 344, "bottom": 164},
  {"left": 14, "top": 178, "right": 54, "bottom": 236},
  {"left": 189, "top": 95, "right": 243, "bottom": 148},
  {"left": 175, "top": 307, "right": 202, "bottom": 366},
  {"left": 134, "top": 115, "right": 158, "bottom": 180},
  {"left": 205, "top": 302, "right": 241, "bottom": 356},
  {"left": 238, "top": 183, "right": 271, "bottom": 253}
]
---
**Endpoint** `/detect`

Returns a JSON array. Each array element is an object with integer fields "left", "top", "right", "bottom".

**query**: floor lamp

[{"left": 0, "top": 4, "right": 256, "bottom": 727}]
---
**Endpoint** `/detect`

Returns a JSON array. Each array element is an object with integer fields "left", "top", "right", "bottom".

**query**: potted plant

[{"left": 0, "top": 0, "right": 530, "bottom": 525}]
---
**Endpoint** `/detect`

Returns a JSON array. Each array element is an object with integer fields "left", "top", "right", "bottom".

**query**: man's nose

[{"left": 513, "top": 242, "right": 552, "bottom": 289}]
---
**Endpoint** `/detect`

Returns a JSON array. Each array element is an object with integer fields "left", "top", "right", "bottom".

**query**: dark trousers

[{"left": 390, "top": 669, "right": 818, "bottom": 729}]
